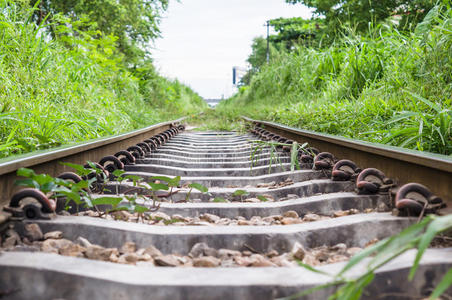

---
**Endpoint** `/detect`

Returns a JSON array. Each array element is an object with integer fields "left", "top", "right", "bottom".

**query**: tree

[
  {"left": 269, "top": 17, "right": 326, "bottom": 48},
  {"left": 30, "top": 0, "right": 168, "bottom": 63},
  {"left": 241, "top": 37, "right": 284, "bottom": 85},
  {"left": 285, "top": 0, "right": 436, "bottom": 33}
]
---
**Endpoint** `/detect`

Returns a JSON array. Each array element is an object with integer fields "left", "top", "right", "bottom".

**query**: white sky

[{"left": 152, "top": 0, "right": 313, "bottom": 99}]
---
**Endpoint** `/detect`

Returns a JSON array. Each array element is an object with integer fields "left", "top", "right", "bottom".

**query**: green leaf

[
  {"left": 124, "top": 175, "right": 143, "bottom": 186},
  {"left": 74, "top": 180, "right": 89, "bottom": 189},
  {"left": 92, "top": 196, "right": 122, "bottom": 207},
  {"left": 429, "top": 267, "right": 452, "bottom": 299},
  {"left": 297, "top": 260, "right": 332, "bottom": 276},
  {"left": 60, "top": 162, "right": 91, "bottom": 175},
  {"left": 15, "top": 178, "right": 39, "bottom": 188},
  {"left": 148, "top": 182, "right": 169, "bottom": 191},
  {"left": 342, "top": 272, "right": 375, "bottom": 300},
  {"left": 150, "top": 175, "right": 181, "bottom": 187},
  {"left": 52, "top": 186, "right": 72, "bottom": 194},
  {"left": 212, "top": 197, "right": 227, "bottom": 203},
  {"left": 124, "top": 195, "right": 137, "bottom": 202},
  {"left": 409, "top": 215, "right": 452, "bottom": 279},
  {"left": 337, "top": 239, "right": 389, "bottom": 276},
  {"left": 168, "top": 176, "right": 181, "bottom": 187},
  {"left": 85, "top": 161, "right": 98, "bottom": 169},
  {"left": 151, "top": 175, "right": 175, "bottom": 183},
  {"left": 117, "top": 202, "right": 133, "bottom": 211},
  {"left": 134, "top": 205, "right": 149, "bottom": 213},
  {"left": 188, "top": 183, "right": 208, "bottom": 193},
  {"left": 405, "top": 90, "right": 442, "bottom": 113},
  {"left": 257, "top": 195, "right": 268, "bottom": 202},
  {"left": 16, "top": 167, "right": 35, "bottom": 178},
  {"left": 415, "top": 5, "right": 440, "bottom": 36},
  {"left": 113, "top": 169, "right": 125, "bottom": 177},
  {"left": 33, "top": 174, "right": 55, "bottom": 186},
  {"left": 124, "top": 175, "right": 142, "bottom": 181},
  {"left": 41, "top": 181, "right": 57, "bottom": 193},
  {"left": 368, "top": 218, "right": 430, "bottom": 270},
  {"left": 232, "top": 189, "right": 249, "bottom": 197},
  {"left": 58, "top": 191, "right": 83, "bottom": 205},
  {"left": 82, "top": 196, "right": 93, "bottom": 207},
  {"left": 53, "top": 177, "right": 71, "bottom": 187},
  {"left": 386, "top": 111, "right": 418, "bottom": 125}
]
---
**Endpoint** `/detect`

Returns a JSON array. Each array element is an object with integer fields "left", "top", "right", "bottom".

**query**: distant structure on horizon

[
  {"left": 232, "top": 66, "right": 247, "bottom": 86},
  {"left": 204, "top": 98, "right": 223, "bottom": 107}
]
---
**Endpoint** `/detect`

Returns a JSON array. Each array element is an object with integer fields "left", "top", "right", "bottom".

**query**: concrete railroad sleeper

[{"left": 0, "top": 119, "right": 450, "bottom": 300}]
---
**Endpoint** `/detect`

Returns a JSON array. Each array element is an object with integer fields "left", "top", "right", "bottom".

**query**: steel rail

[
  {"left": 243, "top": 117, "right": 452, "bottom": 208},
  {"left": 0, "top": 117, "right": 186, "bottom": 206}
]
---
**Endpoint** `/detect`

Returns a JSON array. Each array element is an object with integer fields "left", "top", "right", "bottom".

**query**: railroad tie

[{"left": 0, "top": 124, "right": 451, "bottom": 299}]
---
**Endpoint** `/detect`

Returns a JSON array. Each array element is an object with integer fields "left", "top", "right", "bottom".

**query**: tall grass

[
  {"left": 0, "top": 2, "right": 206, "bottom": 159},
  {"left": 220, "top": 5, "right": 452, "bottom": 155}
]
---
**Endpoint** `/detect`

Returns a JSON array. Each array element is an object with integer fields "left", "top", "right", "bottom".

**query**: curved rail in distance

[
  {"left": 0, "top": 117, "right": 186, "bottom": 206},
  {"left": 243, "top": 117, "right": 452, "bottom": 210}
]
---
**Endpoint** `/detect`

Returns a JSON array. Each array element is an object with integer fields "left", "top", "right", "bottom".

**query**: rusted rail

[
  {"left": 243, "top": 117, "right": 452, "bottom": 210},
  {"left": 0, "top": 117, "right": 186, "bottom": 206}
]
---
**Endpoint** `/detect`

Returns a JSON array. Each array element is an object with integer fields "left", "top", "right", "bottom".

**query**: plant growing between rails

[
  {"left": 150, "top": 176, "right": 181, "bottom": 202},
  {"left": 250, "top": 140, "right": 284, "bottom": 174},
  {"left": 15, "top": 165, "right": 123, "bottom": 215},
  {"left": 145, "top": 175, "right": 210, "bottom": 203},
  {"left": 249, "top": 139, "right": 309, "bottom": 173},
  {"left": 15, "top": 167, "right": 94, "bottom": 213},
  {"left": 212, "top": 197, "right": 228, "bottom": 203},
  {"left": 257, "top": 195, "right": 269, "bottom": 202},
  {"left": 185, "top": 183, "right": 209, "bottom": 202},
  {"left": 232, "top": 190, "right": 250, "bottom": 202},
  {"left": 281, "top": 215, "right": 452, "bottom": 300},
  {"left": 14, "top": 163, "right": 165, "bottom": 218}
]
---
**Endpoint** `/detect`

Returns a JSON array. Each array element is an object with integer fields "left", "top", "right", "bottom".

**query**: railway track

[{"left": 0, "top": 118, "right": 451, "bottom": 299}]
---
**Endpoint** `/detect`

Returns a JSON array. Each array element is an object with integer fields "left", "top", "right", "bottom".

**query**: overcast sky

[{"left": 152, "top": 0, "right": 312, "bottom": 99}]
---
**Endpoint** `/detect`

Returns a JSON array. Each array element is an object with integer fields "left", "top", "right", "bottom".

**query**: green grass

[
  {"left": 188, "top": 108, "right": 245, "bottom": 132},
  {"left": 0, "top": 2, "right": 207, "bottom": 159},
  {"left": 218, "top": 5, "right": 452, "bottom": 155}
]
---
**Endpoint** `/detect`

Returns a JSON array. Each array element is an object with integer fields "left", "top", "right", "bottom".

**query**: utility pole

[
  {"left": 232, "top": 67, "right": 237, "bottom": 85},
  {"left": 266, "top": 20, "right": 270, "bottom": 63}
]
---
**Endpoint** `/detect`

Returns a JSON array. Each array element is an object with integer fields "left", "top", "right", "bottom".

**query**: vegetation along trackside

[
  {"left": 215, "top": 1, "right": 452, "bottom": 156},
  {"left": 0, "top": 0, "right": 207, "bottom": 159}
]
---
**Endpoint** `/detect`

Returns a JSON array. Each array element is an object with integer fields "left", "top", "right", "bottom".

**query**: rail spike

[
  {"left": 98, "top": 155, "right": 125, "bottom": 178},
  {"left": 155, "top": 134, "right": 166, "bottom": 144},
  {"left": 144, "top": 139, "right": 158, "bottom": 150},
  {"left": 5, "top": 188, "right": 56, "bottom": 220},
  {"left": 356, "top": 168, "right": 393, "bottom": 194},
  {"left": 58, "top": 172, "right": 83, "bottom": 183},
  {"left": 162, "top": 132, "right": 171, "bottom": 141},
  {"left": 127, "top": 145, "right": 145, "bottom": 159},
  {"left": 56, "top": 172, "right": 84, "bottom": 213},
  {"left": 136, "top": 142, "right": 152, "bottom": 155},
  {"left": 395, "top": 183, "right": 446, "bottom": 217},
  {"left": 332, "top": 159, "right": 360, "bottom": 181},
  {"left": 114, "top": 150, "right": 136, "bottom": 165},
  {"left": 83, "top": 162, "right": 109, "bottom": 183},
  {"left": 150, "top": 137, "right": 162, "bottom": 147},
  {"left": 298, "top": 147, "right": 320, "bottom": 165},
  {"left": 313, "top": 152, "right": 336, "bottom": 171},
  {"left": 281, "top": 139, "right": 293, "bottom": 152}
]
